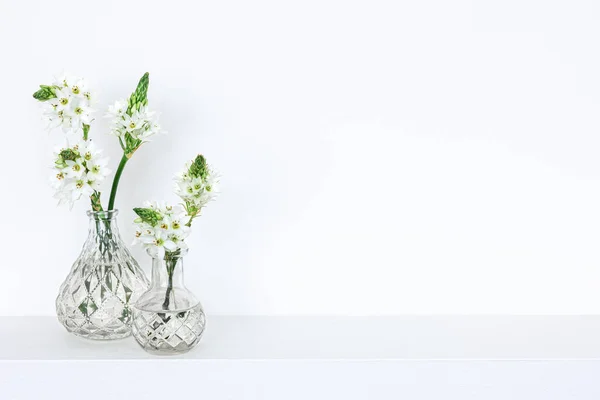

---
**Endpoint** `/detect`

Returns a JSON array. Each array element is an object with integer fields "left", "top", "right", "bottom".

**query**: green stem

[
  {"left": 108, "top": 153, "right": 129, "bottom": 210},
  {"left": 185, "top": 214, "right": 195, "bottom": 227},
  {"left": 162, "top": 251, "right": 180, "bottom": 311},
  {"left": 82, "top": 124, "right": 94, "bottom": 208},
  {"left": 162, "top": 264, "right": 174, "bottom": 310}
]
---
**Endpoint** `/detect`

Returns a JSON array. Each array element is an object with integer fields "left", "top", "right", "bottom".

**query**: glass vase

[
  {"left": 132, "top": 249, "right": 206, "bottom": 355},
  {"left": 56, "top": 210, "right": 149, "bottom": 340}
]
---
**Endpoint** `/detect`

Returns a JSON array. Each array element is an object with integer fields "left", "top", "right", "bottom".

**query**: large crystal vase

[{"left": 56, "top": 210, "right": 149, "bottom": 339}]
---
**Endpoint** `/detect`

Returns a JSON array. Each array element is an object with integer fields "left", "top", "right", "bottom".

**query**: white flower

[
  {"left": 142, "top": 200, "right": 174, "bottom": 213},
  {"left": 132, "top": 204, "right": 190, "bottom": 257},
  {"left": 163, "top": 212, "right": 191, "bottom": 238},
  {"left": 52, "top": 88, "right": 72, "bottom": 111},
  {"left": 107, "top": 99, "right": 127, "bottom": 121},
  {"left": 64, "top": 159, "right": 85, "bottom": 179},
  {"left": 52, "top": 73, "right": 71, "bottom": 88},
  {"left": 66, "top": 177, "right": 94, "bottom": 201},
  {"left": 50, "top": 139, "right": 110, "bottom": 208},
  {"left": 78, "top": 140, "right": 101, "bottom": 161},
  {"left": 174, "top": 159, "right": 220, "bottom": 216},
  {"left": 87, "top": 158, "right": 111, "bottom": 181},
  {"left": 69, "top": 78, "right": 89, "bottom": 97},
  {"left": 106, "top": 102, "right": 162, "bottom": 143},
  {"left": 71, "top": 102, "right": 93, "bottom": 126},
  {"left": 41, "top": 74, "right": 95, "bottom": 134}
]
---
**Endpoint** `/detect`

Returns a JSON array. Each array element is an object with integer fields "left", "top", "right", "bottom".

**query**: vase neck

[
  {"left": 87, "top": 210, "right": 120, "bottom": 234},
  {"left": 135, "top": 251, "right": 199, "bottom": 313},
  {"left": 85, "top": 210, "right": 124, "bottom": 253},
  {"left": 151, "top": 254, "right": 186, "bottom": 289}
]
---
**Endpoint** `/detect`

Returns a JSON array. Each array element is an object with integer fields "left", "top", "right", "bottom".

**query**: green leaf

[
  {"left": 33, "top": 85, "right": 57, "bottom": 101},
  {"left": 133, "top": 207, "right": 163, "bottom": 226},
  {"left": 189, "top": 154, "right": 208, "bottom": 179}
]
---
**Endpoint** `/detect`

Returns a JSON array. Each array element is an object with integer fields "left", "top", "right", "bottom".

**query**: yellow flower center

[
  {"left": 59, "top": 98, "right": 68, "bottom": 105},
  {"left": 72, "top": 86, "right": 80, "bottom": 94}
]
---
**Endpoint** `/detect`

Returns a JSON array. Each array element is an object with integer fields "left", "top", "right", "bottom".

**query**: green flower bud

[
  {"left": 133, "top": 207, "right": 163, "bottom": 227},
  {"left": 126, "top": 72, "right": 149, "bottom": 115},
  {"left": 59, "top": 148, "right": 79, "bottom": 162},
  {"left": 32, "top": 85, "right": 57, "bottom": 101},
  {"left": 189, "top": 154, "right": 208, "bottom": 179}
]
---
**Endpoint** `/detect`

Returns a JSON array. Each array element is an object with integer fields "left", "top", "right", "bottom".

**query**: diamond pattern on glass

[
  {"left": 56, "top": 215, "right": 149, "bottom": 340},
  {"left": 132, "top": 305, "right": 205, "bottom": 354}
]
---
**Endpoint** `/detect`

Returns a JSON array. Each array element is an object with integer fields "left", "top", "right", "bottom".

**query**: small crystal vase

[
  {"left": 132, "top": 249, "right": 206, "bottom": 355},
  {"left": 56, "top": 210, "right": 149, "bottom": 340}
]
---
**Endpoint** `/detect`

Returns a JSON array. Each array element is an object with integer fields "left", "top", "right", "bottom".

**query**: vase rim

[
  {"left": 86, "top": 209, "right": 119, "bottom": 220},
  {"left": 146, "top": 247, "right": 189, "bottom": 259}
]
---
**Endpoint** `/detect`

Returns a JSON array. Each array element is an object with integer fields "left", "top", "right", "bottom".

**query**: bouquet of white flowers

[
  {"left": 132, "top": 155, "right": 219, "bottom": 257},
  {"left": 34, "top": 72, "right": 162, "bottom": 210},
  {"left": 130, "top": 155, "right": 219, "bottom": 354},
  {"left": 33, "top": 72, "right": 221, "bottom": 352},
  {"left": 32, "top": 72, "right": 166, "bottom": 340}
]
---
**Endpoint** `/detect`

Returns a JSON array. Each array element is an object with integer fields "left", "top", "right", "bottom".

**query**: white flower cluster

[
  {"left": 133, "top": 202, "right": 191, "bottom": 258},
  {"left": 43, "top": 75, "right": 94, "bottom": 133},
  {"left": 106, "top": 99, "right": 162, "bottom": 143},
  {"left": 51, "top": 140, "right": 110, "bottom": 208},
  {"left": 175, "top": 160, "right": 219, "bottom": 216}
]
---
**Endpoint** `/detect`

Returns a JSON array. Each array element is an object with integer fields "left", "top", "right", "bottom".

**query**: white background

[{"left": 1, "top": 0, "right": 600, "bottom": 316}]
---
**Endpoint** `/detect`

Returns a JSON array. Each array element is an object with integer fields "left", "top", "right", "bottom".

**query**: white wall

[{"left": 1, "top": 0, "right": 600, "bottom": 315}]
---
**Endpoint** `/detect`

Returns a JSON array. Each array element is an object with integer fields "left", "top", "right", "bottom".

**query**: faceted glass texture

[
  {"left": 132, "top": 249, "right": 205, "bottom": 354},
  {"left": 56, "top": 210, "right": 149, "bottom": 340}
]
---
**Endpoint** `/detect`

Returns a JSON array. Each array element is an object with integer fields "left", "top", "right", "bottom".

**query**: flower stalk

[
  {"left": 162, "top": 250, "right": 180, "bottom": 310},
  {"left": 33, "top": 72, "right": 162, "bottom": 212},
  {"left": 107, "top": 154, "right": 129, "bottom": 210},
  {"left": 132, "top": 155, "right": 220, "bottom": 312},
  {"left": 105, "top": 72, "right": 161, "bottom": 210}
]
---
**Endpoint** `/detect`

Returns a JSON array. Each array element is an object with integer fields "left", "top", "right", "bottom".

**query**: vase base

[
  {"left": 132, "top": 306, "right": 205, "bottom": 354},
  {"left": 69, "top": 329, "right": 132, "bottom": 341},
  {"left": 135, "top": 345, "right": 196, "bottom": 356},
  {"left": 58, "top": 317, "right": 133, "bottom": 340}
]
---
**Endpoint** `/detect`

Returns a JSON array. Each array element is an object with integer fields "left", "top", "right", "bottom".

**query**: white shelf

[
  {"left": 2, "top": 316, "right": 600, "bottom": 399},
  {"left": 1, "top": 315, "right": 600, "bottom": 360}
]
